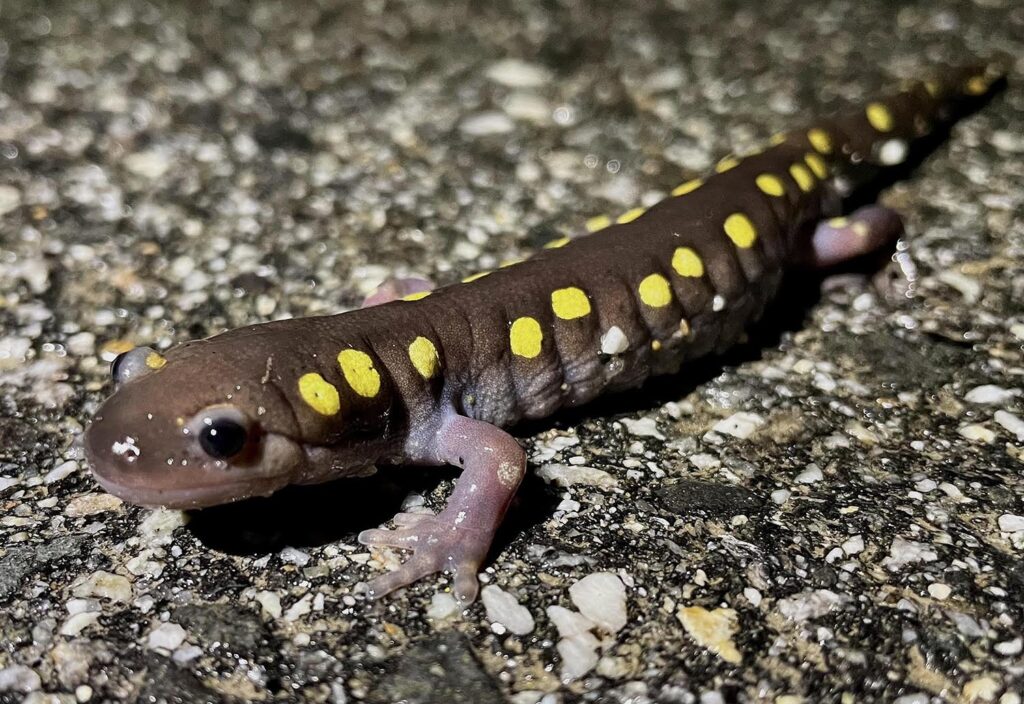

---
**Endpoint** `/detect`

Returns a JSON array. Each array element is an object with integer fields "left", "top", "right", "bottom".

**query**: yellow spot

[
  {"left": 402, "top": 291, "right": 430, "bottom": 301},
  {"left": 586, "top": 214, "right": 612, "bottom": 232},
  {"left": 543, "top": 237, "right": 570, "bottom": 249},
  {"left": 723, "top": 213, "right": 757, "bottom": 249},
  {"left": 144, "top": 352, "right": 166, "bottom": 370},
  {"left": 755, "top": 174, "right": 785, "bottom": 197},
  {"left": 829, "top": 217, "right": 849, "bottom": 227},
  {"left": 617, "top": 207, "right": 645, "bottom": 224},
  {"left": 924, "top": 80, "right": 940, "bottom": 97},
  {"left": 509, "top": 317, "right": 543, "bottom": 359},
  {"left": 789, "top": 163, "right": 815, "bottom": 192},
  {"left": 672, "top": 247, "right": 704, "bottom": 277},
  {"left": 462, "top": 271, "right": 490, "bottom": 283},
  {"left": 408, "top": 336, "right": 439, "bottom": 379},
  {"left": 769, "top": 132, "right": 788, "bottom": 146},
  {"left": 866, "top": 102, "right": 894, "bottom": 132},
  {"left": 651, "top": 340, "right": 662, "bottom": 351},
  {"left": 550, "top": 287, "right": 591, "bottom": 320},
  {"left": 715, "top": 156, "right": 740, "bottom": 173},
  {"left": 807, "top": 128, "right": 833, "bottom": 154},
  {"left": 638, "top": 273, "right": 672, "bottom": 308},
  {"left": 804, "top": 153, "right": 828, "bottom": 179},
  {"left": 337, "top": 349, "right": 381, "bottom": 398},
  {"left": 500, "top": 258, "right": 523, "bottom": 268},
  {"left": 965, "top": 75, "right": 988, "bottom": 96},
  {"left": 298, "top": 373, "right": 341, "bottom": 416},
  {"left": 671, "top": 179, "right": 703, "bottom": 196},
  {"left": 679, "top": 319, "right": 691, "bottom": 337}
]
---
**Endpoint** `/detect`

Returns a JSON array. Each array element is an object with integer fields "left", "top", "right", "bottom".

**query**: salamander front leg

[
  {"left": 811, "top": 205, "right": 904, "bottom": 268},
  {"left": 358, "top": 415, "right": 526, "bottom": 602},
  {"left": 361, "top": 276, "right": 435, "bottom": 307}
]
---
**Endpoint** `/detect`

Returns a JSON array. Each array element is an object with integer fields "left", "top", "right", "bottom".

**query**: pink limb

[
  {"left": 358, "top": 415, "right": 526, "bottom": 602},
  {"left": 811, "top": 205, "right": 904, "bottom": 268},
  {"left": 361, "top": 277, "right": 435, "bottom": 307}
]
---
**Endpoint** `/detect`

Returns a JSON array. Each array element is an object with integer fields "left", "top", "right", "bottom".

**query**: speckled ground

[{"left": 1, "top": 1, "right": 1023, "bottom": 703}]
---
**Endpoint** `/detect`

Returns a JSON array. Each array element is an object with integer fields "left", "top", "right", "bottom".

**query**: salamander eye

[
  {"left": 111, "top": 346, "right": 164, "bottom": 386},
  {"left": 195, "top": 408, "right": 252, "bottom": 461}
]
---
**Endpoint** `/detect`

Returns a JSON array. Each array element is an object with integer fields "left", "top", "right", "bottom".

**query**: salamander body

[{"left": 84, "top": 61, "right": 1006, "bottom": 601}]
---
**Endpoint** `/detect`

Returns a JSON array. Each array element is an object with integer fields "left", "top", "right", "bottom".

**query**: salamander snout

[{"left": 84, "top": 346, "right": 306, "bottom": 509}]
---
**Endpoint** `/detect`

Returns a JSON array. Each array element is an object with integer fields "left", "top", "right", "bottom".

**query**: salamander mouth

[{"left": 91, "top": 469, "right": 294, "bottom": 510}]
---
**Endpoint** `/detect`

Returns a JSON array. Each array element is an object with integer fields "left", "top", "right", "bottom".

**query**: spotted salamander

[{"left": 85, "top": 61, "right": 1006, "bottom": 602}]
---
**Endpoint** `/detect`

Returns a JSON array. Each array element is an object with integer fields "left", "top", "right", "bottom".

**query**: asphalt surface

[{"left": 1, "top": 1, "right": 1023, "bottom": 702}]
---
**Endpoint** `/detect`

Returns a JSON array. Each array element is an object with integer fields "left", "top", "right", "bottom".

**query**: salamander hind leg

[
  {"left": 810, "top": 205, "right": 905, "bottom": 268},
  {"left": 358, "top": 415, "right": 526, "bottom": 602},
  {"left": 361, "top": 277, "right": 435, "bottom": 307}
]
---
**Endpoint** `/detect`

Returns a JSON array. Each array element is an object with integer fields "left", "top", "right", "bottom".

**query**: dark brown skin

[{"left": 84, "top": 62, "right": 1006, "bottom": 602}]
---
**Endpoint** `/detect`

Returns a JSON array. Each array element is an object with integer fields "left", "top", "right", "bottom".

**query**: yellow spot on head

[
  {"left": 924, "top": 80, "right": 940, "bottom": 97},
  {"left": 715, "top": 156, "right": 740, "bottom": 173},
  {"left": 543, "top": 237, "right": 570, "bottom": 249},
  {"left": 723, "top": 213, "right": 757, "bottom": 249},
  {"left": 672, "top": 247, "right": 704, "bottom": 277},
  {"left": 651, "top": 340, "right": 662, "bottom": 351},
  {"left": 828, "top": 217, "right": 849, "bottom": 227},
  {"left": 462, "top": 271, "right": 490, "bottom": 283},
  {"left": 769, "top": 133, "right": 788, "bottom": 146},
  {"left": 804, "top": 153, "right": 828, "bottom": 179},
  {"left": 671, "top": 179, "right": 703, "bottom": 196},
  {"left": 298, "top": 372, "right": 341, "bottom": 416},
  {"left": 408, "top": 336, "right": 440, "bottom": 379},
  {"left": 866, "top": 102, "right": 894, "bottom": 132},
  {"left": 402, "top": 291, "right": 431, "bottom": 301},
  {"left": 586, "top": 214, "right": 612, "bottom": 232},
  {"left": 789, "top": 163, "right": 815, "bottom": 192},
  {"left": 144, "top": 352, "right": 167, "bottom": 370},
  {"left": 509, "top": 317, "right": 543, "bottom": 359},
  {"left": 337, "top": 349, "right": 381, "bottom": 398},
  {"left": 755, "top": 173, "right": 785, "bottom": 197},
  {"left": 550, "top": 287, "right": 591, "bottom": 320},
  {"left": 616, "top": 207, "right": 645, "bottom": 224},
  {"left": 807, "top": 128, "right": 833, "bottom": 154},
  {"left": 638, "top": 273, "right": 672, "bottom": 308},
  {"left": 965, "top": 75, "right": 988, "bottom": 96}
]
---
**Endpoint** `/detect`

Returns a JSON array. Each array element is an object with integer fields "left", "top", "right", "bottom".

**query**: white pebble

[
  {"left": 743, "top": 587, "right": 762, "bottom": 606},
  {"left": 279, "top": 547, "right": 311, "bottom": 566},
  {"left": 569, "top": 572, "right": 627, "bottom": 634},
  {"left": 124, "top": 150, "right": 171, "bottom": 179},
  {"left": 460, "top": 111, "right": 515, "bottom": 136},
  {"left": 998, "top": 514, "right": 1024, "bottom": 532},
  {"left": 795, "top": 464, "right": 823, "bottom": 484},
  {"left": 964, "top": 385, "right": 1017, "bottom": 404},
  {"left": 426, "top": 593, "right": 460, "bottom": 621},
  {"left": 841, "top": 535, "right": 865, "bottom": 555},
  {"left": 600, "top": 326, "right": 629, "bottom": 355},
  {"left": 65, "top": 332, "right": 96, "bottom": 356},
  {"left": 994, "top": 410, "right": 1024, "bottom": 440},
  {"left": 0, "top": 476, "right": 18, "bottom": 493},
  {"left": 535, "top": 463, "right": 618, "bottom": 488},
  {"left": 927, "top": 583, "right": 951, "bottom": 600},
  {"left": 147, "top": 622, "right": 187, "bottom": 651},
  {"left": 770, "top": 489, "right": 791, "bottom": 505},
  {"left": 711, "top": 412, "right": 764, "bottom": 440},
  {"left": 485, "top": 59, "right": 552, "bottom": 88},
  {"left": 254, "top": 591, "right": 282, "bottom": 619},
  {"left": 994, "top": 637, "right": 1022, "bottom": 656},
  {"left": 556, "top": 633, "right": 600, "bottom": 681},
  {"left": 0, "top": 665, "right": 41, "bottom": 693},
  {"left": 547, "top": 605, "right": 596, "bottom": 638},
  {"left": 45, "top": 460, "right": 79, "bottom": 484},
  {"left": 958, "top": 424, "right": 995, "bottom": 443},
  {"left": 621, "top": 416, "right": 665, "bottom": 440},
  {"left": 481, "top": 585, "right": 535, "bottom": 635},
  {"left": 883, "top": 537, "right": 938, "bottom": 570}
]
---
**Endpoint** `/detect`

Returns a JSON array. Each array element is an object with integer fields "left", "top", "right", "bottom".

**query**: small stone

[
  {"left": 556, "top": 631, "right": 601, "bottom": 681},
  {"left": 481, "top": 585, "right": 535, "bottom": 635},
  {"left": 600, "top": 326, "right": 629, "bottom": 355},
  {"left": 254, "top": 591, "right": 282, "bottom": 619},
  {"left": 620, "top": 416, "right": 665, "bottom": 440},
  {"left": 958, "top": 424, "right": 996, "bottom": 443},
  {"left": 998, "top": 514, "right": 1024, "bottom": 532},
  {"left": 426, "top": 593, "right": 460, "bottom": 621},
  {"left": 994, "top": 411, "right": 1024, "bottom": 440},
  {"left": 771, "top": 489, "right": 791, "bottom": 505},
  {"left": 460, "top": 111, "right": 515, "bottom": 136},
  {"left": 124, "top": 150, "right": 171, "bottom": 179},
  {"left": 72, "top": 570, "right": 132, "bottom": 603},
  {"left": 65, "top": 332, "right": 96, "bottom": 356},
  {"left": 841, "top": 535, "right": 865, "bottom": 555},
  {"left": 139, "top": 509, "right": 187, "bottom": 544},
  {"left": 795, "top": 464, "right": 823, "bottom": 484},
  {"left": 547, "top": 605, "right": 595, "bottom": 638},
  {"left": 536, "top": 464, "right": 618, "bottom": 488},
  {"left": 964, "top": 385, "right": 1016, "bottom": 404},
  {"left": 883, "top": 537, "right": 938, "bottom": 570},
  {"left": 45, "top": 460, "right": 79, "bottom": 484},
  {"left": 0, "top": 665, "right": 41, "bottom": 693},
  {"left": 962, "top": 676, "right": 1000, "bottom": 702},
  {"left": 743, "top": 588, "right": 762, "bottom": 606},
  {"left": 777, "top": 589, "right": 849, "bottom": 622},
  {"left": 65, "top": 493, "right": 123, "bottom": 517},
  {"left": 0, "top": 476, "right": 17, "bottom": 492},
  {"left": 894, "top": 695, "right": 929, "bottom": 704},
  {"left": 147, "top": 622, "right": 187, "bottom": 651},
  {"left": 711, "top": 412, "right": 764, "bottom": 440},
  {"left": 60, "top": 612, "right": 99, "bottom": 637},
  {"left": 994, "top": 637, "right": 1022, "bottom": 655},
  {"left": 676, "top": 606, "right": 742, "bottom": 664},
  {"left": 283, "top": 594, "right": 313, "bottom": 622},
  {"left": 569, "top": 572, "right": 627, "bottom": 634},
  {"left": 927, "top": 583, "right": 951, "bottom": 600},
  {"left": 279, "top": 547, "right": 311, "bottom": 566},
  {"left": 485, "top": 59, "right": 552, "bottom": 87}
]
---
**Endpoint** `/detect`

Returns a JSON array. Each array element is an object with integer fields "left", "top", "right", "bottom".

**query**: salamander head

[{"left": 84, "top": 343, "right": 308, "bottom": 509}]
